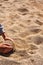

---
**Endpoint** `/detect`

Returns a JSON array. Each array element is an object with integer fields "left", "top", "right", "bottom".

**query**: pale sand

[{"left": 0, "top": 0, "right": 43, "bottom": 65}]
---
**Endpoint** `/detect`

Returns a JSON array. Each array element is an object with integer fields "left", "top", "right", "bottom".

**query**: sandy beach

[{"left": 0, "top": 0, "right": 43, "bottom": 65}]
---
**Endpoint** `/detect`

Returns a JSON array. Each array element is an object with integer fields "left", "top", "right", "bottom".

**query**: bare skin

[
  {"left": 1, "top": 32, "right": 12, "bottom": 41},
  {"left": 0, "top": 43, "right": 13, "bottom": 54}
]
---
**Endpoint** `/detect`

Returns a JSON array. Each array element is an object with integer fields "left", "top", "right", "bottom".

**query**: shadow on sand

[{"left": 0, "top": 50, "right": 15, "bottom": 57}]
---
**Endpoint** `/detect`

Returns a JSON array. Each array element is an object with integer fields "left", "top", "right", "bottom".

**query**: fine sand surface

[{"left": 0, "top": 0, "right": 43, "bottom": 65}]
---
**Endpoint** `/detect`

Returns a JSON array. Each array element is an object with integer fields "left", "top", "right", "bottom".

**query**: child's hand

[{"left": 0, "top": 43, "right": 13, "bottom": 54}]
